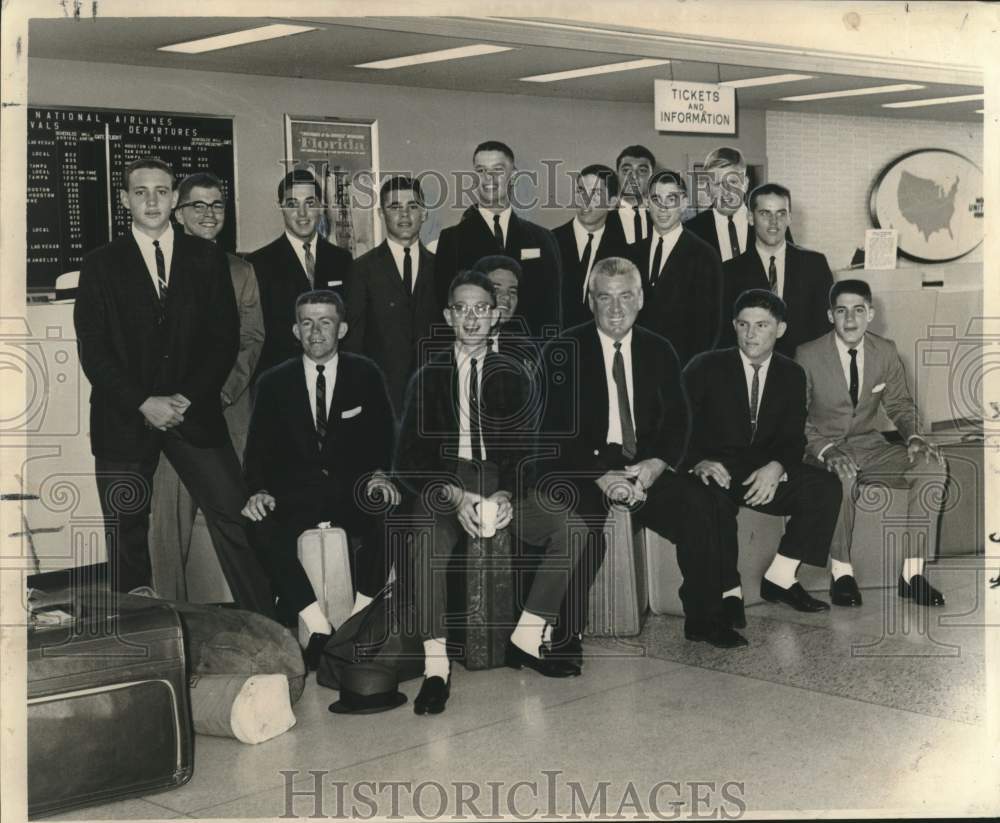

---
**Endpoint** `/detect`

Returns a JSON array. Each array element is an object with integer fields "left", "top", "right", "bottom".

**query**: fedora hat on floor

[{"left": 328, "top": 662, "right": 407, "bottom": 715}]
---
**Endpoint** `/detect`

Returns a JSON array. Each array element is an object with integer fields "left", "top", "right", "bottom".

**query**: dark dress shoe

[
  {"left": 760, "top": 578, "right": 830, "bottom": 612},
  {"left": 505, "top": 641, "right": 580, "bottom": 677},
  {"left": 723, "top": 596, "right": 747, "bottom": 629},
  {"left": 413, "top": 675, "right": 450, "bottom": 715},
  {"left": 830, "top": 575, "right": 863, "bottom": 607},
  {"left": 547, "top": 634, "right": 584, "bottom": 669},
  {"left": 684, "top": 621, "right": 749, "bottom": 649},
  {"left": 898, "top": 574, "right": 945, "bottom": 606},
  {"left": 303, "top": 632, "right": 333, "bottom": 671}
]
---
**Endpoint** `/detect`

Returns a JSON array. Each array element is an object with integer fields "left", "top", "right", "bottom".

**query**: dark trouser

[
  {"left": 246, "top": 490, "right": 395, "bottom": 618},
  {"left": 705, "top": 462, "right": 842, "bottom": 591},
  {"left": 94, "top": 431, "right": 274, "bottom": 617}
]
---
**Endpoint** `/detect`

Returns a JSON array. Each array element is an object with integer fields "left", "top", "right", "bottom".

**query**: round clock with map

[{"left": 870, "top": 148, "right": 983, "bottom": 263}]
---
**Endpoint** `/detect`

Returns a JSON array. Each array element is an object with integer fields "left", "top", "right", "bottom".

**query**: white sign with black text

[{"left": 654, "top": 80, "right": 736, "bottom": 134}]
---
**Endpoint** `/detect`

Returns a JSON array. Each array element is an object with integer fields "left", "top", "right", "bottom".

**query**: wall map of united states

[{"left": 897, "top": 170, "right": 960, "bottom": 241}]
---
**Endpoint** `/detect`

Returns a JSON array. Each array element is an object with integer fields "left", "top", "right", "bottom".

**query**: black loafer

[
  {"left": 505, "top": 642, "right": 580, "bottom": 677},
  {"left": 760, "top": 578, "right": 830, "bottom": 612},
  {"left": 830, "top": 575, "right": 863, "bottom": 607},
  {"left": 414, "top": 675, "right": 451, "bottom": 715},
  {"left": 723, "top": 596, "right": 747, "bottom": 629},
  {"left": 547, "top": 634, "right": 584, "bottom": 669},
  {"left": 898, "top": 574, "right": 945, "bottom": 607},
  {"left": 684, "top": 621, "right": 748, "bottom": 649},
  {"left": 303, "top": 632, "right": 332, "bottom": 671}
]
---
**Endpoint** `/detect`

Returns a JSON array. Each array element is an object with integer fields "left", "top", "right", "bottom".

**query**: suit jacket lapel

[
  {"left": 823, "top": 331, "right": 851, "bottom": 402},
  {"left": 782, "top": 245, "right": 800, "bottom": 310},
  {"left": 293, "top": 361, "right": 320, "bottom": 450},
  {"left": 281, "top": 234, "right": 310, "bottom": 283},
  {"left": 320, "top": 356, "right": 350, "bottom": 455},
  {"left": 860, "top": 334, "right": 879, "bottom": 403},
  {"left": 506, "top": 211, "right": 522, "bottom": 255},
  {"left": 586, "top": 328, "right": 610, "bottom": 441},
  {"left": 731, "top": 350, "right": 753, "bottom": 441},
  {"left": 126, "top": 235, "right": 161, "bottom": 308},
  {"left": 376, "top": 242, "right": 409, "bottom": 301}
]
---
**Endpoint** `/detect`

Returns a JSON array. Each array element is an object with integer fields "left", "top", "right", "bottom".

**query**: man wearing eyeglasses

[
  {"left": 628, "top": 170, "right": 724, "bottom": 366},
  {"left": 796, "top": 279, "right": 948, "bottom": 608},
  {"left": 247, "top": 169, "right": 353, "bottom": 380},
  {"left": 144, "top": 172, "right": 265, "bottom": 601}
]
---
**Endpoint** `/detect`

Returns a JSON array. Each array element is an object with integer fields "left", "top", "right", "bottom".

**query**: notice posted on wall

[{"left": 864, "top": 229, "right": 899, "bottom": 270}]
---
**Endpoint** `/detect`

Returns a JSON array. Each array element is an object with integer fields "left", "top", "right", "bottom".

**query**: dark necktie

[
  {"left": 848, "top": 348, "right": 859, "bottom": 408},
  {"left": 153, "top": 239, "right": 168, "bottom": 311},
  {"left": 649, "top": 236, "right": 664, "bottom": 287},
  {"left": 303, "top": 240, "right": 315, "bottom": 287},
  {"left": 768, "top": 255, "right": 778, "bottom": 292},
  {"left": 315, "top": 364, "right": 327, "bottom": 448},
  {"left": 727, "top": 215, "right": 741, "bottom": 259},
  {"left": 493, "top": 214, "right": 504, "bottom": 249},
  {"left": 750, "top": 363, "right": 762, "bottom": 439},
  {"left": 580, "top": 232, "right": 594, "bottom": 301},
  {"left": 612, "top": 342, "right": 637, "bottom": 459},
  {"left": 469, "top": 357, "right": 483, "bottom": 460},
  {"left": 632, "top": 205, "right": 643, "bottom": 243},
  {"left": 402, "top": 246, "right": 413, "bottom": 294}
]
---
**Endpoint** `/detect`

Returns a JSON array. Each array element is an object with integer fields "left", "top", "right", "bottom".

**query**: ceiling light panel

[
  {"left": 520, "top": 58, "right": 669, "bottom": 83},
  {"left": 721, "top": 73, "right": 814, "bottom": 89},
  {"left": 356, "top": 44, "right": 513, "bottom": 69},
  {"left": 883, "top": 93, "right": 985, "bottom": 109},
  {"left": 779, "top": 83, "right": 924, "bottom": 102},
  {"left": 159, "top": 24, "right": 317, "bottom": 54}
]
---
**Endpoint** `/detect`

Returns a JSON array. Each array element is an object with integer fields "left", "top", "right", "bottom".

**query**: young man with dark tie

[
  {"left": 247, "top": 169, "right": 353, "bottom": 380},
  {"left": 796, "top": 279, "right": 948, "bottom": 607},
  {"left": 684, "top": 146, "right": 753, "bottom": 262},
  {"left": 73, "top": 157, "right": 273, "bottom": 615},
  {"left": 242, "top": 290, "right": 399, "bottom": 669},
  {"left": 683, "top": 289, "right": 842, "bottom": 623},
  {"left": 553, "top": 164, "right": 631, "bottom": 330},
  {"left": 721, "top": 183, "right": 832, "bottom": 356},
  {"left": 629, "top": 170, "right": 724, "bottom": 366},
  {"left": 612, "top": 145, "right": 655, "bottom": 246}
]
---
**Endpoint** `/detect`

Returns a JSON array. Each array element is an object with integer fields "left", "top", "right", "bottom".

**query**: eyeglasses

[
  {"left": 448, "top": 302, "right": 493, "bottom": 318},
  {"left": 177, "top": 200, "right": 226, "bottom": 215}
]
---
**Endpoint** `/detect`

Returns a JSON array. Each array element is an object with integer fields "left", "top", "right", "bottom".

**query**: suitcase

[
  {"left": 933, "top": 435, "right": 986, "bottom": 557},
  {"left": 298, "top": 527, "right": 354, "bottom": 635},
  {"left": 27, "top": 589, "right": 193, "bottom": 818},
  {"left": 585, "top": 506, "right": 649, "bottom": 636}
]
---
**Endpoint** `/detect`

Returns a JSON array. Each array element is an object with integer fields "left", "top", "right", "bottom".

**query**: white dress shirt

[
  {"left": 131, "top": 223, "right": 174, "bottom": 296},
  {"left": 386, "top": 237, "right": 420, "bottom": 288},
  {"left": 834, "top": 333, "right": 865, "bottom": 391},
  {"left": 303, "top": 354, "right": 337, "bottom": 426},
  {"left": 477, "top": 206, "right": 511, "bottom": 246},
  {"left": 646, "top": 224, "right": 684, "bottom": 281},
  {"left": 597, "top": 328, "right": 635, "bottom": 446},
  {"left": 572, "top": 217, "right": 606, "bottom": 299},
  {"left": 712, "top": 205, "right": 749, "bottom": 262},
  {"left": 616, "top": 202, "right": 649, "bottom": 245},
  {"left": 455, "top": 345, "right": 487, "bottom": 460},
  {"left": 755, "top": 241, "right": 786, "bottom": 298},
  {"left": 286, "top": 230, "right": 317, "bottom": 278}
]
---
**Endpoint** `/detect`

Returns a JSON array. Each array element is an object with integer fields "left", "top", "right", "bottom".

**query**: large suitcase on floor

[
  {"left": 933, "top": 434, "right": 986, "bottom": 557},
  {"left": 298, "top": 527, "right": 354, "bottom": 633},
  {"left": 27, "top": 590, "right": 193, "bottom": 819},
  {"left": 586, "top": 506, "right": 649, "bottom": 637}
]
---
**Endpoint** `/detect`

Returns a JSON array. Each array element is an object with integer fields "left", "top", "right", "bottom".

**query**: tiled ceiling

[{"left": 27, "top": 16, "right": 985, "bottom": 123}]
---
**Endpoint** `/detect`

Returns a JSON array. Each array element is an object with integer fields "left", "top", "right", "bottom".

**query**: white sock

[
  {"left": 764, "top": 554, "right": 800, "bottom": 589},
  {"left": 299, "top": 602, "right": 333, "bottom": 637},
  {"left": 902, "top": 558, "right": 925, "bottom": 583},
  {"left": 831, "top": 559, "right": 855, "bottom": 581},
  {"left": 510, "top": 611, "right": 546, "bottom": 659},
  {"left": 542, "top": 623, "right": 553, "bottom": 644},
  {"left": 350, "top": 592, "right": 374, "bottom": 617},
  {"left": 722, "top": 586, "right": 743, "bottom": 600},
  {"left": 423, "top": 638, "right": 450, "bottom": 679}
]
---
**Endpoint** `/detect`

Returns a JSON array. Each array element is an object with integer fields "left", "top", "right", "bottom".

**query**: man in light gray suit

[
  {"left": 796, "top": 279, "right": 947, "bottom": 608},
  {"left": 149, "top": 172, "right": 265, "bottom": 600}
]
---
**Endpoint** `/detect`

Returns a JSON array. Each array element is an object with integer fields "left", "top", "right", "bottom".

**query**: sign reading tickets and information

[
  {"left": 654, "top": 80, "right": 736, "bottom": 134},
  {"left": 285, "top": 115, "right": 381, "bottom": 258}
]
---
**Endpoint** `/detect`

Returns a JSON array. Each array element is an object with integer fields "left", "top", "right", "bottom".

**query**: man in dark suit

[
  {"left": 683, "top": 289, "right": 842, "bottom": 623},
  {"left": 433, "top": 140, "right": 562, "bottom": 336},
  {"left": 73, "top": 157, "right": 273, "bottom": 615},
  {"left": 554, "top": 164, "right": 632, "bottom": 329},
  {"left": 721, "top": 183, "right": 832, "bottom": 356},
  {"left": 247, "top": 169, "right": 354, "bottom": 379},
  {"left": 629, "top": 170, "right": 724, "bottom": 366},
  {"left": 684, "top": 146, "right": 753, "bottom": 262},
  {"left": 611, "top": 145, "right": 655, "bottom": 246},
  {"left": 242, "top": 290, "right": 399, "bottom": 668},
  {"left": 149, "top": 171, "right": 265, "bottom": 601},
  {"left": 797, "top": 279, "right": 948, "bottom": 607},
  {"left": 472, "top": 254, "right": 541, "bottom": 376},
  {"left": 342, "top": 176, "right": 438, "bottom": 417}
]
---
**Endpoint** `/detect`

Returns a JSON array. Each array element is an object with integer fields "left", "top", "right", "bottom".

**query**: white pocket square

[
  {"left": 872, "top": 383, "right": 886, "bottom": 393},
  {"left": 341, "top": 406, "right": 362, "bottom": 419},
  {"left": 328, "top": 280, "right": 343, "bottom": 287},
  {"left": 520, "top": 248, "right": 541, "bottom": 260}
]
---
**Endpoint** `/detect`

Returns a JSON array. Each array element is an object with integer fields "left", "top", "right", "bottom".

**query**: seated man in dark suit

[
  {"left": 433, "top": 140, "right": 562, "bottom": 337},
  {"left": 247, "top": 169, "right": 354, "bottom": 380},
  {"left": 242, "top": 290, "right": 398, "bottom": 669},
  {"left": 472, "top": 254, "right": 541, "bottom": 375},
  {"left": 554, "top": 164, "right": 631, "bottom": 329},
  {"left": 721, "top": 183, "right": 832, "bottom": 356},
  {"left": 796, "top": 279, "right": 948, "bottom": 607},
  {"left": 342, "top": 175, "right": 438, "bottom": 417},
  {"left": 684, "top": 289, "right": 842, "bottom": 623},
  {"left": 630, "top": 170, "right": 723, "bottom": 366},
  {"left": 612, "top": 145, "right": 655, "bottom": 246}
]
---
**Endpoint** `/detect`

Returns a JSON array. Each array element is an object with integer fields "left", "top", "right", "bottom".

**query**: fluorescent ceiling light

[
  {"left": 159, "top": 24, "right": 316, "bottom": 54},
  {"left": 883, "top": 93, "right": 985, "bottom": 108},
  {"left": 520, "top": 58, "right": 669, "bottom": 83},
  {"left": 356, "top": 44, "right": 513, "bottom": 69},
  {"left": 721, "top": 73, "right": 814, "bottom": 89},
  {"left": 976, "top": 108, "right": 984, "bottom": 114},
  {"left": 780, "top": 83, "right": 924, "bottom": 102}
]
